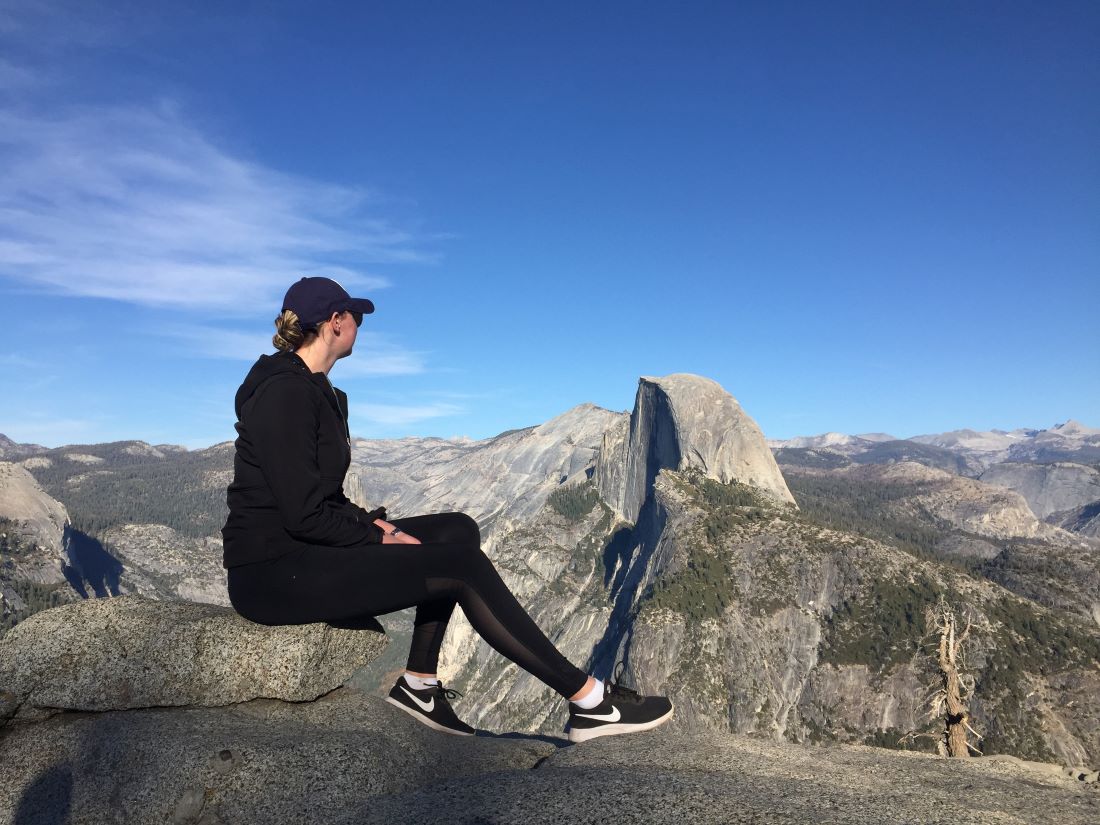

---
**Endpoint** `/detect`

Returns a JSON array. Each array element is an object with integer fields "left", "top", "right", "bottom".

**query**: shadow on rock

[
  {"left": 325, "top": 614, "right": 386, "bottom": 634},
  {"left": 62, "top": 526, "right": 122, "bottom": 599},
  {"left": 473, "top": 729, "right": 570, "bottom": 747},
  {"left": 14, "top": 761, "right": 73, "bottom": 825}
]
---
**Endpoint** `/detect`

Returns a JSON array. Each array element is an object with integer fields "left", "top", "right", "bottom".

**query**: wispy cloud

[
  {"left": 0, "top": 414, "right": 102, "bottom": 446},
  {"left": 352, "top": 401, "right": 466, "bottom": 427},
  {"left": 335, "top": 343, "right": 429, "bottom": 378},
  {"left": 0, "top": 98, "right": 438, "bottom": 314},
  {"left": 154, "top": 325, "right": 274, "bottom": 362},
  {"left": 0, "top": 351, "right": 40, "bottom": 369},
  {"left": 155, "top": 323, "right": 429, "bottom": 377}
]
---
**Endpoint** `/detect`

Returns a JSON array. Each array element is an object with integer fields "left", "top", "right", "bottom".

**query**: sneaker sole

[
  {"left": 567, "top": 704, "right": 674, "bottom": 744},
  {"left": 385, "top": 695, "right": 475, "bottom": 736}
]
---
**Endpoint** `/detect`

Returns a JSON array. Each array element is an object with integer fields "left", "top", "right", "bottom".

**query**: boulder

[{"left": 0, "top": 595, "right": 387, "bottom": 724}]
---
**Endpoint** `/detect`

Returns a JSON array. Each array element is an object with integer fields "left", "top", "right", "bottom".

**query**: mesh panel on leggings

[
  {"left": 424, "top": 574, "right": 588, "bottom": 699},
  {"left": 405, "top": 597, "right": 457, "bottom": 674}
]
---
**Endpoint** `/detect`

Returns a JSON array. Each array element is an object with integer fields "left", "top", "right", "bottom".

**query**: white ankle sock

[
  {"left": 403, "top": 672, "right": 440, "bottom": 691},
  {"left": 571, "top": 677, "right": 605, "bottom": 709}
]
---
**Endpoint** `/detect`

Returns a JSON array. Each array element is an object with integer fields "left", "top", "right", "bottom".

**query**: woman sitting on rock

[{"left": 221, "top": 276, "right": 673, "bottom": 742}]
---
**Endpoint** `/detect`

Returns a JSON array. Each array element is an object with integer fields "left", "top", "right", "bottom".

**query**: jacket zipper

[{"left": 323, "top": 374, "right": 352, "bottom": 448}]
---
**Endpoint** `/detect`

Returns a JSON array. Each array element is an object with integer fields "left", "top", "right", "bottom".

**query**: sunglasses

[{"left": 348, "top": 310, "right": 363, "bottom": 328}]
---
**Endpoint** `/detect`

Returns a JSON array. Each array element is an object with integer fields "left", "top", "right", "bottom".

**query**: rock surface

[
  {"left": 0, "top": 686, "right": 1095, "bottom": 825},
  {"left": 0, "top": 596, "right": 387, "bottom": 724},
  {"left": 0, "top": 461, "right": 70, "bottom": 586},
  {"left": 346, "top": 401, "right": 623, "bottom": 530},
  {"left": 979, "top": 461, "right": 1100, "bottom": 521},
  {"left": 99, "top": 523, "right": 229, "bottom": 606},
  {"left": 596, "top": 374, "right": 795, "bottom": 525},
  {"left": 354, "top": 726, "right": 1100, "bottom": 824},
  {"left": 0, "top": 687, "right": 554, "bottom": 825},
  {"left": 861, "top": 461, "right": 1082, "bottom": 544},
  {"left": 1055, "top": 501, "right": 1100, "bottom": 538},
  {"left": 4, "top": 397, "right": 1100, "bottom": 778}
]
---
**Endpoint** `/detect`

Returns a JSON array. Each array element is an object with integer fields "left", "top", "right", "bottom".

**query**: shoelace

[
  {"left": 428, "top": 682, "right": 463, "bottom": 702},
  {"left": 605, "top": 659, "right": 645, "bottom": 704}
]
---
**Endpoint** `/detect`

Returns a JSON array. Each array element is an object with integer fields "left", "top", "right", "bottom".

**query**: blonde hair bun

[{"left": 273, "top": 309, "right": 306, "bottom": 352}]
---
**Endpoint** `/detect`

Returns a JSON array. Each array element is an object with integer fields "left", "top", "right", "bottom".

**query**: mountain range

[{"left": 1, "top": 376, "right": 1097, "bottom": 765}]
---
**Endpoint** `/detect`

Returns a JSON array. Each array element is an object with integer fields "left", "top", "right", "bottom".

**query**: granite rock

[
  {"left": 0, "top": 687, "right": 555, "bottom": 825},
  {"left": 3, "top": 687, "right": 1095, "bottom": 825},
  {"left": 596, "top": 374, "right": 795, "bottom": 525},
  {"left": 0, "top": 595, "right": 387, "bottom": 724},
  {"left": 348, "top": 727, "right": 1100, "bottom": 825},
  {"left": 0, "top": 461, "right": 70, "bottom": 586}
]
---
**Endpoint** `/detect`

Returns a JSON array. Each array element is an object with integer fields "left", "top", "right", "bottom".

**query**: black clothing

[
  {"left": 221, "top": 352, "right": 591, "bottom": 699},
  {"left": 226, "top": 511, "right": 590, "bottom": 699},
  {"left": 221, "top": 350, "right": 385, "bottom": 568}
]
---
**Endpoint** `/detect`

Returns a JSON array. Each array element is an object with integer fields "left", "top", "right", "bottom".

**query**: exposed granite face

[
  {"left": 979, "top": 461, "right": 1100, "bottom": 521},
  {"left": 862, "top": 461, "right": 1084, "bottom": 544},
  {"left": 349, "top": 372, "right": 799, "bottom": 739},
  {"left": 345, "top": 402, "right": 624, "bottom": 531},
  {"left": 0, "top": 595, "right": 387, "bottom": 725},
  {"left": 596, "top": 374, "right": 795, "bottom": 525},
  {"left": 99, "top": 523, "right": 229, "bottom": 606},
  {"left": 0, "top": 461, "right": 70, "bottom": 586},
  {"left": 1, "top": 688, "right": 1095, "bottom": 825},
  {"left": 1055, "top": 501, "right": 1100, "bottom": 539}
]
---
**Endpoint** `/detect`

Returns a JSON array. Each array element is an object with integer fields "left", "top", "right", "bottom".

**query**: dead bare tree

[
  {"left": 897, "top": 593, "right": 987, "bottom": 756},
  {"left": 922, "top": 594, "right": 984, "bottom": 757}
]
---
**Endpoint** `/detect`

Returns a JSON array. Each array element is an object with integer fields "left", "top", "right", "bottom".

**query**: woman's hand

[{"left": 374, "top": 518, "right": 422, "bottom": 544}]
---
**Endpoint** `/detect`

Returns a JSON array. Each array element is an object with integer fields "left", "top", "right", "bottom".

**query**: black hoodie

[{"left": 221, "top": 350, "right": 385, "bottom": 568}]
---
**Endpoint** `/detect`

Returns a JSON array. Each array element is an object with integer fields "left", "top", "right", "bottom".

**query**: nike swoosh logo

[
  {"left": 400, "top": 686, "right": 435, "bottom": 712},
  {"left": 574, "top": 705, "right": 620, "bottom": 722}
]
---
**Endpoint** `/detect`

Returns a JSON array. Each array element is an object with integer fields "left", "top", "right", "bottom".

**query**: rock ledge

[{"left": 0, "top": 595, "right": 387, "bottom": 724}]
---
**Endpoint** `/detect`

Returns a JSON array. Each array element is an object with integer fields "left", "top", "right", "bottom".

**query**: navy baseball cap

[{"left": 281, "top": 277, "right": 375, "bottom": 328}]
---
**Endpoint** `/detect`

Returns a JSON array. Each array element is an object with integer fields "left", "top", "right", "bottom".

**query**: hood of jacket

[{"left": 234, "top": 350, "right": 325, "bottom": 420}]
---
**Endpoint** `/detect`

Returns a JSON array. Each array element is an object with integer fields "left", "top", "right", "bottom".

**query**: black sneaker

[
  {"left": 385, "top": 677, "right": 476, "bottom": 736},
  {"left": 565, "top": 660, "right": 674, "bottom": 743}
]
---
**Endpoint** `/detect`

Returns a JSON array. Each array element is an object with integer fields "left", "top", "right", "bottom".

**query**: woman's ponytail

[{"left": 273, "top": 309, "right": 305, "bottom": 351}]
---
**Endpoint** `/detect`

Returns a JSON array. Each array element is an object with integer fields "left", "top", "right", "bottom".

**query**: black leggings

[{"left": 226, "top": 512, "right": 590, "bottom": 699}]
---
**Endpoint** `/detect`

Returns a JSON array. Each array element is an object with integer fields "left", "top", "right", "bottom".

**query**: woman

[{"left": 222, "top": 276, "right": 673, "bottom": 742}]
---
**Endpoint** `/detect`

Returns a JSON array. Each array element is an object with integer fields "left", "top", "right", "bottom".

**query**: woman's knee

[
  {"left": 442, "top": 511, "right": 480, "bottom": 546},
  {"left": 430, "top": 540, "right": 489, "bottom": 578}
]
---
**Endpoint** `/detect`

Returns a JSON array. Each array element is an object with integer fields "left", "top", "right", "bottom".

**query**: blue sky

[{"left": 0, "top": 1, "right": 1096, "bottom": 449}]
